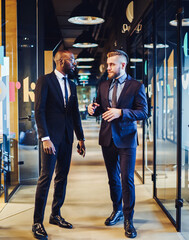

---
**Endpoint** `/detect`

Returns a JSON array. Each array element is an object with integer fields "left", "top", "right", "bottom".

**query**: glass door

[
  {"left": 155, "top": 0, "right": 177, "bottom": 223},
  {"left": 128, "top": 24, "right": 145, "bottom": 182}
]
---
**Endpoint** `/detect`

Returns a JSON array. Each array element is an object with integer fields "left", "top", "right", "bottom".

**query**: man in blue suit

[{"left": 88, "top": 49, "right": 148, "bottom": 238}]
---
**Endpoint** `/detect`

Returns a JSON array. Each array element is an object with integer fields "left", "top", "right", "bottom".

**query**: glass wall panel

[
  {"left": 0, "top": 0, "right": 20, "bottom": 202},
  {"left": 156, "top": 0, "right": 177, "bottom": 221},
  {"left": 143, "top": 7, "right": 154, "bottom": 192},
  {"left": 17, "top": 0, "right": 38, "bottom": 184},
  {"left": 181, "top": 0, "right": 189, "bottom": 238},
  {"left": 128, "top": 28, "right": 144, "bottom": 181}
]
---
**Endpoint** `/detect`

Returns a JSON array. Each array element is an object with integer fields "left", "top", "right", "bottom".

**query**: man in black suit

[
  {"left": 88, "top": 50, "right": 148, "bottom": 238},
  {"left": 32, "top": 50, "right": 85, "bottom": 240}
]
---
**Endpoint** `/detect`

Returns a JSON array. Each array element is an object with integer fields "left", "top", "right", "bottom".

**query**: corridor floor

[{"left": 0, "top": 118, "right": 185, "bottom": 240}]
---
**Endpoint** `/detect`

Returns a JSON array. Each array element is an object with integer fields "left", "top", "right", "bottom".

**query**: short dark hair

[{"left": 107, "top": 49, "right": 129, "bottom": 64}]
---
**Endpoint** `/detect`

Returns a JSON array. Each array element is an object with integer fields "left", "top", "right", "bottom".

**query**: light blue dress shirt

[{"left": 109, "top": 73, "right": 127, "bottom": 107}]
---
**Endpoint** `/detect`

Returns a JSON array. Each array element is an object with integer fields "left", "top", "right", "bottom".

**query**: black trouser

[
  {"left": 102, "top": 141, "right": 136, "bottom": 221},
  {"left": 34, "top": 138, "right": 72, "bottom": 224}
]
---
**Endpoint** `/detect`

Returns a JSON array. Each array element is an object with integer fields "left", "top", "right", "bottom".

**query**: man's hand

[
  {"left": 77, "top": 140, "right": 86, "bottom": 157},
  {"left": 88, "top": 103, "right": 100, "bottom": 115},
  {"left": 42, "top": 140, "right": 56, "bottom": 155},
  {"left": 102, "top": 107, "right": 122, "bottom": 122}
]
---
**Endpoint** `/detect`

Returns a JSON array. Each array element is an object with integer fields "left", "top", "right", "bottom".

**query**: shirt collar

[
  {"left": 54, "top": 69, "right": 67, "bottom": 79},
  {"left": 116, "top": 73, "right": 127, "bottom": 84}
]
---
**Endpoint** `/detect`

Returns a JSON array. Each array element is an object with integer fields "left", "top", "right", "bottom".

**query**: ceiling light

[
  {"left": 76, "top": 50, "right": 95, "bottom": 62},
  {"left": 130, "top": 58, "right": 143, "bottom": 62},
  {"left": 77, "top": 65, "right": 92, "bottom": 69},
  {"left": 68, "top": 0, "right": 104, "bottom": 25},
  {"left": 130, "top": 66, "right": 136, "bottom": 69},
  {"left": 78, "top": 69, "right": 91, "bottom": 75},
  {"left": 169, "top": 18, "right": 189, "bottom": 27},
  {"left": 144, "top": 43, "right": 169, "bottom": 49},
  {"left": 73, "top": 31, "right": 98, "bottom": 48}
]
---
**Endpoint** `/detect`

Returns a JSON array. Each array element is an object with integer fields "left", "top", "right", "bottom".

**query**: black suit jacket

[
  {"left": 34, "top": 71, "right": 84, "bottom": 145},
  {"left": 94, "top": 74, "right": 148, "bottom": 148}
]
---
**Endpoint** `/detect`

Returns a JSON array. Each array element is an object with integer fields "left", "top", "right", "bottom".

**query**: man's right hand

[
  {"left": 42, "top": 140, "right": 56, "bottom": 155},
  {"left": 88, "top": 102, "right": 100, "bottom": 115}
]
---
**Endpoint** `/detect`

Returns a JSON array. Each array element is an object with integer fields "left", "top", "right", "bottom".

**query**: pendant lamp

[
  {"left": 73, "top": 31, "right": 98, "bottom": 48},
  {"left": 68, "top": 0, "right": 105, "bottom": 25}
]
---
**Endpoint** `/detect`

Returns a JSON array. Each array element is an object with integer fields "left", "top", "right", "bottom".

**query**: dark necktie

[
  {"left": 111, "top": 79, "right": 118, "bottom": 108},
  {"left": 63, "top": 77, "right": 68, "bottom": 106}
]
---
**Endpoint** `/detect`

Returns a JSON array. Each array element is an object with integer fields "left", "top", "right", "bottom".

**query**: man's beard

[
  {"left": 107, "top": 71, "right": 119, "bottom": 80},
  {"left": 67, "top": 68, "right": 77, "bottom": 79}
]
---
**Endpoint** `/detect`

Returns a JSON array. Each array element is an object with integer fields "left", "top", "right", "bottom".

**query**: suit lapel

[
  {"left": 117, "top": 75, "right": 132, "bottom": 106},
  {"left": 104, "top": 79, "right": 112, "bottom": 107},
  {"left": 51, "top": 72, "right": 65, "bottom": 108}
]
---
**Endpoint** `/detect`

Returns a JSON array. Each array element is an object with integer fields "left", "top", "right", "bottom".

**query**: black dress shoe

[
  {"left": 49, "top": 214, "right": 73, "bottom": 229},
  {"left": 105, "top": 210, "right": 123, "bottom": 226},
  {"left": 124, "top": 219, "right": 137, "bottom": 238},
  {"left": 32, "top": 223, "right": 48, "bottom": 240}
]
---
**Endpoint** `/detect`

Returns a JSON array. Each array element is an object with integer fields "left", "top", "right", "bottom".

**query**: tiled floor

[{"left": 0, "top": 119, "right": 186, "bottom": 240}]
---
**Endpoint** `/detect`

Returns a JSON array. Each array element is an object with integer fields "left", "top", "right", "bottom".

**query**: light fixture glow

[
  {"left": 73, "top": 31, "right": 98, "bottom": 48},
  {"left": 77, "top": 57, "right": 94, "bottom": 62},
  {"left": 76, "top": 49, "right": 95, "bottom": 62},
  {"left": 78, "top": 69, "right": 91, "bottom": 75},
  {"left": 78, "top": 72, "right": 91, "bottom": 75},
  {"left": 73, "top": 42, "right": 98, "bottom": 48},
  {"left": 69, "top": 16, "right": 104, "bottom": 25},
  {"left": 68, "top": 1, "right": 104, "bottom": 25},
  {"left": 130, "top": 58, "right": 143, "bottom": 62},
  {"left": 169, "top": 18, "right": 189, "bottom": 27},
  {"left": 77, "top": 65, "right": 92, "bottom": 69},
  {"left": 144, "top": 43, "right": 169, "bottom": 49}
]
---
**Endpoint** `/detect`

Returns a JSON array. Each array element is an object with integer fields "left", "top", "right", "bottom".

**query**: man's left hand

[
  {"left": 77, "top": 140, "right": 86, "bottom": 157},
  {"left": 102, "top": 107, "right": 122, "bottom": 122}
]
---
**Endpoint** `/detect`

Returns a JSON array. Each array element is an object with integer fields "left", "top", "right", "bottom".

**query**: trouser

[
  {"left": 34, "top": 138, "right": 72, "bottom": 224},
  {"left": 102, "top": 141, "right": 136, "bottom": 220}
]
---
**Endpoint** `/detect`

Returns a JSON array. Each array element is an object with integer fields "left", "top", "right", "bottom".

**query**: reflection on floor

[{"left": 0, "top": 118, "right": 186, "bottom": 240}]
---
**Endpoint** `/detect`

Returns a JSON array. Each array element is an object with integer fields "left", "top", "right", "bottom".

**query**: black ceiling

[{"left": 49, "top": 0, "right": 128, "bottom": 81}]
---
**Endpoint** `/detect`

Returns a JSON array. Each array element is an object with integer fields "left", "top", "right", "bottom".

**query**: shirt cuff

[{"left": 41, "top": 136, "right": 50, "bottom": 141}]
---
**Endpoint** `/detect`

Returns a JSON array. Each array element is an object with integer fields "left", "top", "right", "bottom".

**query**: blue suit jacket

[{"left": 94, "top": 74, "right": 148, "bottom": 148}]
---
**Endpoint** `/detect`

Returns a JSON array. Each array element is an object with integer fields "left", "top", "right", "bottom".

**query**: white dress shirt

[{"left": 54, "top": 69, "right": 71, "bottom": 105}]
